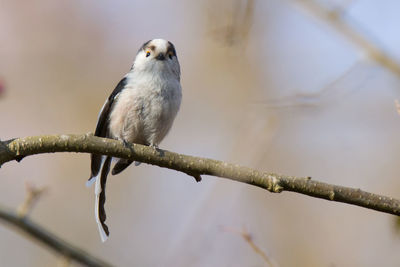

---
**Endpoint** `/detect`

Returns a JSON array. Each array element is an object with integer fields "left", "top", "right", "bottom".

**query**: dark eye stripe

[
  {"left": 167, "top": 48, "right": 176, "bottom": 57},
  {"left": 167, "top": 41, "right": 177, "bottom": 57}
]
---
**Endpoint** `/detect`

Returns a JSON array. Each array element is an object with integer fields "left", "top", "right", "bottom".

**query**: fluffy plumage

[{"left": 87, "top": 39, "right": 182, "bottom": 242}]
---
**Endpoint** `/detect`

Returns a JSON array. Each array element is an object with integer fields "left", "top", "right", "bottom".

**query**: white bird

[{"left": 87, "top": 39, "right": 182, "bottom": 242}]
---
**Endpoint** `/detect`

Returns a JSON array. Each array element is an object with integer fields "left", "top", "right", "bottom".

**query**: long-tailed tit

[{"left": 87, "top": 39, "right": 182, "bottom": 242}]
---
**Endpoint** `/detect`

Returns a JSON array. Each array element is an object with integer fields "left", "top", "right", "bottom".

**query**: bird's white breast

[{"left": 108, "top": 69, "right": 181, "bottom": 146}]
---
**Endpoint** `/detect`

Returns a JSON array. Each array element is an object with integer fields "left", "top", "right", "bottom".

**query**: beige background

[{"left": 1, "top": 0, "right": 400, "bottom": 266}]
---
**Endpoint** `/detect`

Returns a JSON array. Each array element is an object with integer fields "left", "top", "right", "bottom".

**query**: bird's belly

[
  {"left": 139, "top": 95, "right": 178, "bottom": 145},
  {"left": 109, "top": 87, "right": 180, "bottom": 146}
]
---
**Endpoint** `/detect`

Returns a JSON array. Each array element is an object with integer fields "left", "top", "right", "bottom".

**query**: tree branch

[
  {"left": 1, "top": 134, "right": 399, "bottom": 216},
  {"left": 0, "top": 205, "right": 112, "bottom": 267},
  {"left": 295, "top": 0, "right": 400, "bottom": 78}
]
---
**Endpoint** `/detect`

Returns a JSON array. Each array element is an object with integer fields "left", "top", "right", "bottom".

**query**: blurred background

[{"left": 1, "top": 0, "right": 400, "bottom": 266}]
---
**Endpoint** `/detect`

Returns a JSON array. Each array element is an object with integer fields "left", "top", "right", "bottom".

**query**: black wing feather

[
  {"left": 111, "top": 159, "right": 133, "bottom": 175},
  {"left": 90, "top": 77, "right": 128, "bottom": 179},
  {"left": 95, "top": 77, "right": 128, "bottom": 137}
]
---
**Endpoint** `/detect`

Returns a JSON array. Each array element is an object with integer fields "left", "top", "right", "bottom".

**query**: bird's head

[{"left": 132, "top": 39, "right": 180, "bottom": 79}]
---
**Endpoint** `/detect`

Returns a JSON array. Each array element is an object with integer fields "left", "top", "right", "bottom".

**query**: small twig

[
  {"left": 57, "top": 255, "right": 71, "bottom": 267},
  {"left": 17, "top": 182, "right": 47, "bottom": 217},
  {"left": 206, "top": 0, "right": 254, "bottom": 47},
  {"left": 221, "top": 226, "right": 277, "bottom": 266},
  {"left": 295, "top": 0, "right": 400, "bottom": 78},
  {"left": 0, "top": 205, "right": 112, "bottom": 267},
  {"left": 395, "top": 99, "right": 400, "bottom": 116},
  {"left": 257, "top": 61, "right": 364, "bottom": 109}
]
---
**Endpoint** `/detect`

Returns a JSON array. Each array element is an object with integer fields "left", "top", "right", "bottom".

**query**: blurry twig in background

[
  {"left": 206, "top": 0, "right": 254, "bottom": 48},
  {"left": 220, "top": 225, "right": 277, "bottom": 266},
  {"left": 1, "top": 134, "right": 400, "bottom": 217},
  {"left": 392, "top": 99, "right": 400, "bottom": 235},
  {"left": 0, "top": 77, "right": 5, "bottom": 98},
  {"left": 294, "top": 0, "right": 400, "bottom": 78},
  {"left": 395, "top": 217, "right": 400, "bottom": 236},
  {"left": 257, "top": 61, "right": 366, "bottom": 109},
  {"left": 57, "top": 256, "right": 71, "bottom": 267},
  {"left": 17, "top": 181, "right": 47, "bottom": 218},
  {"left": 0, "top": 205, "right": 112, "bottom": 267},
  {"left": 394, "top": 99, "right": 400, "bottom": 116}
]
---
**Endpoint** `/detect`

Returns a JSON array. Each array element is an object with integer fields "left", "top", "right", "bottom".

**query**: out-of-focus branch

[
  {"left": 221, "top": 226, "right": 277, "bottom": 266},
  {"left": 1, "top": 134, "right": 399, "bottom": 217},
  {"left": 17, "top": 182, "right": 47, "bottom": 217},
  {"left": 259, "top": 61, "right": 364, "bottom": 109},
  {"left": 395, "top": 99, "right": 400, "bottom": 116},
  {"left": 0, "top": 205, "right": 112, "bottom": 267},
  {"left": 206, "top": 0, "right": 254, "bottom": 47},
  {"left": 295, "top": 0, "right": 400, "bottom": 77}
]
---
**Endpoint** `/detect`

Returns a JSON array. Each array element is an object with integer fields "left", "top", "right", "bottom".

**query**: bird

[{"left": 86, "top": 39, "right": 182, "bottom": 242}]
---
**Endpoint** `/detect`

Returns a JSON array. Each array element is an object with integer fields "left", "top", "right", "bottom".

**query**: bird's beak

[{"left": 156, "top": 53, "right": 166, "bottom": 61}]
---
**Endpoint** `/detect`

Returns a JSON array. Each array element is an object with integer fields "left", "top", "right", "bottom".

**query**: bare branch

[
  {"left": 1, "top": 134, "right": 399, "bottom": 216},
  {"left": 17, "top": 182, "right": 47, "bottom": 218},
  {"left": 295, "top": 0, "right": 400, "bottom": 78},
  {"left": 220, "top": 226, "right": 277, "bottom": 266},
  {"left": 395, "top": 99, "right": 400, "bottom": 116},
  {"left": 0, "top": 205, "right": 112, "bottom": 267}
]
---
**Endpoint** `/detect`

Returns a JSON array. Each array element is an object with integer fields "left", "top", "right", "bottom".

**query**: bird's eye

[
  {"left": 168, "top": 52, "right": 173, "bottom": 59},
  {"left": 146, "top": 51, "right": 151, "bottom": 57}
]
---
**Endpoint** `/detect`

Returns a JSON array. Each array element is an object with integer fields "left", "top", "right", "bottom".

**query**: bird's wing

[
  {"left": 95, "top": 77, "right": 128, "bottom": 138},
  {"left": 89, "top": 76, "right": 128, "bottom": 181}
]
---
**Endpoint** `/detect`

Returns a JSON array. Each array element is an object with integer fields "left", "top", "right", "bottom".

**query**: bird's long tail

[{"left": 87, "top": 156, "right": 111, "bottom": 242}]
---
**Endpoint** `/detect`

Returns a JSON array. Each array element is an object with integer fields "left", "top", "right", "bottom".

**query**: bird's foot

[
  {"left": 122, "top": 139, "right": 130, "bottom": 148},
  {"left": 149, "top": 143, "right": 158, "bottom": 149},
  {"left": 149, "top": 143, "right": 164, "bottom": 157}
]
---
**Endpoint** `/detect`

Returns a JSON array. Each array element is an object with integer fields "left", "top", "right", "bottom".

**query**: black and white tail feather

[
  {"left": 86, "top": 76, "right": 128, "bottom": 242},
  {"left": 86, "top": 39, "right": 182, "bottom": 242}
]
